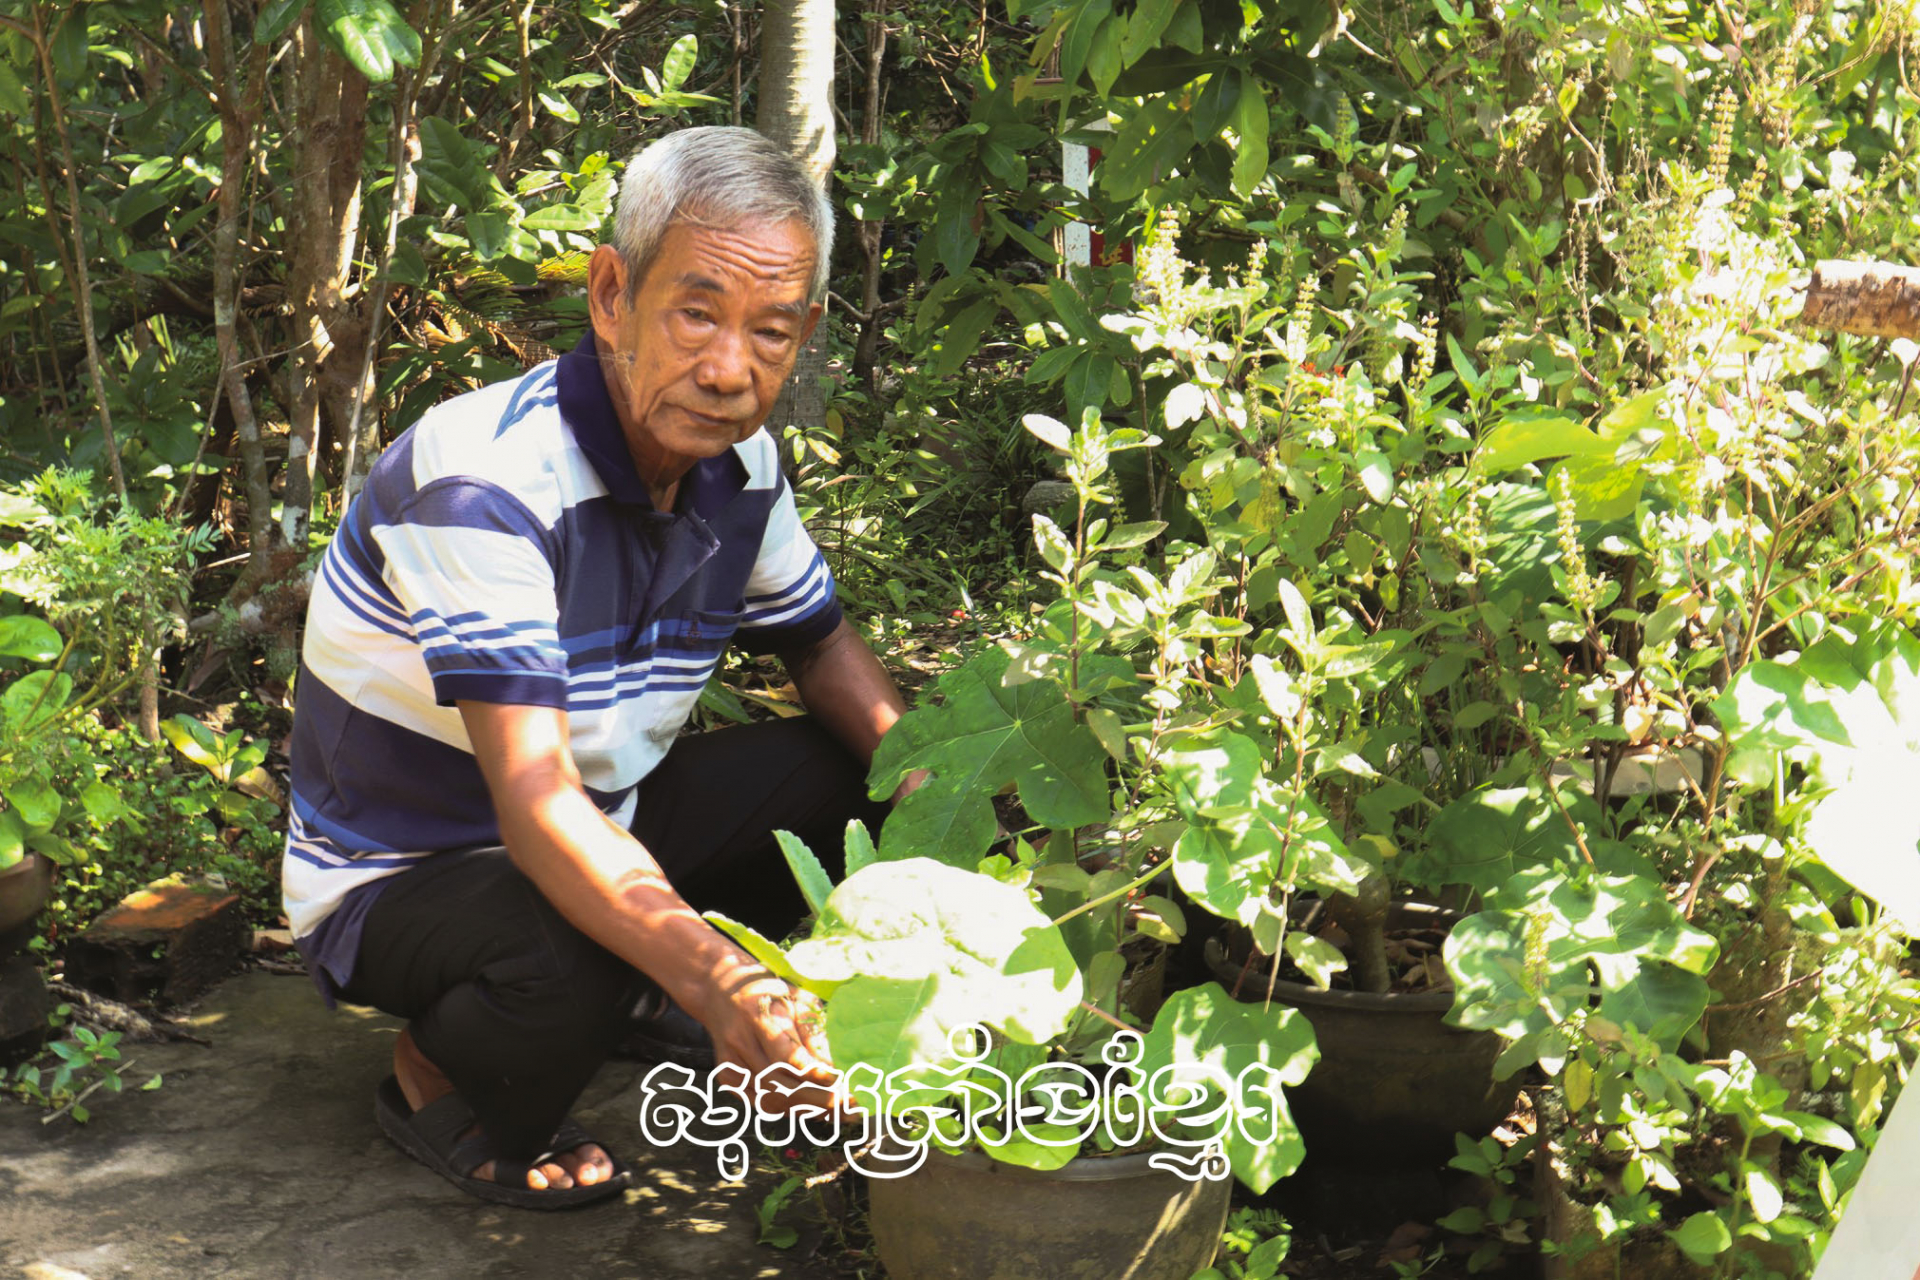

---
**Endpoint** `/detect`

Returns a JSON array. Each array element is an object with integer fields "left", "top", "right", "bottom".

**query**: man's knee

[{"left": 478, "top": 886, "right": 646, "bottom": 1048}]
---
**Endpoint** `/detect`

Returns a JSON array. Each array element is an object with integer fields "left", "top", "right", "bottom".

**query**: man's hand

[{"left": 693, "top": 962, "right": 841, "bottom": 1114}]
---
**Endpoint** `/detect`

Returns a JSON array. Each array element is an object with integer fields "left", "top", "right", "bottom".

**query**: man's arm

[
  {"left": 775, "top": 617, "right": 905, "bottom": 764},
  {"left": 457, "top": 700, "right": 832, "bottom": 1091}
]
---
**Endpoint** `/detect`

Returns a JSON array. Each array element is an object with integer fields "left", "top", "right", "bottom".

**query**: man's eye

[
  {"left": 681, "top": 308, "right": 712, "bottom": 324},
  {"left": 758, "top": 329, "right": 793, "bottom": 343}
]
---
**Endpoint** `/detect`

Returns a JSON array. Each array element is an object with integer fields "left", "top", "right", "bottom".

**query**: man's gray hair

[{"left": 609, "top": 127, "right": 834, "bottom": 301}]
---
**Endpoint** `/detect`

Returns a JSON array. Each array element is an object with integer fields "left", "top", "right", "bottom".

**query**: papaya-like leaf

[
  {"left": 869, "top": 647, "right": 1109, "bottom": 867},
  {"left": 1135, "top": 983, "right": 1318, "bottom": 1192},
  {"left": 800, "top": 859, "right": 1082, "bottom": 1083},
  {"left": 1444, "top": 866, "right": 1720, "bottom": 1067}
]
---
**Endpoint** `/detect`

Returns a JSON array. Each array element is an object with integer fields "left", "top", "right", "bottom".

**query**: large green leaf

[
  {"left": 254, "top": 0, "right": 309, "bottom": 45},
  {"left": 1444, "top": 867, "right": 1720, "bottom": 1069},
  {"left": 704, "top": 911, "right": 810, "bottom": 991},
  {"left": 1136, "top": 983, "right": 1318, "bottom": 1192},
  {"left": 928, "top": 296, "right": 1000, "bottom": 378},
  {"left": 1473, "top": 412, "right": 1609, "bottom": 474},
  {"left": 1100, "top": 94, "right": 1194, "bottom": 201},
  {"left": 1717, "top": 624, "right": 1920, "bottom": 931},
  {"left": 415, "top": 116, "right": 492, "bottom": 211},
  {"left": 0, "top": 811, "right": 22, "bottom": 871},
  {"left": 519, "top": 204, "right": 601, "bottom": 232},
  {"left": 4, "top": 777, "right": 60, "bottom": 833},
  {"left": 660, "top": 34, "right": 699, "bottom": 91},
  {"left": 1550, "top": 451, "right": 1644, "bottom": 522},
  {"left": 794, "top": 860, "right": 1082, "bottom": 1081},
  {"left": 870, "top": 646, "right": 1109, "bottom": 867},
  {"left": 933, "top": 178, "right": 983, "bottom": 277},
  {"left": 160, "top": 714, "right": 223, "bottom": 772},
  {"left": 1668, "top": 1212, "right": 1732, "bottom": 1266},
  {"left": 1409, "top": 785, "right": 1585, "bottom": 895},
  {"left": 314, "top": 0, "right": 420, "bottom": 83},
  {"left": 1, "top": 671, "right": 72, "bottom": 734},
  {"left": 1163, "top": 730, "right": 1371, "bottom": 925},
  {"left": 0, "top": 58, "right": 28, "bottom": 116},
  {"left": 1120, "top": 0, "right": 1183, "bottom": 68},
  {"left": 1229, "top": 70, "right": 1270, "bottom": 198},
  {"left": 0, "top": 616, "right": 60, "bottom": 663}
]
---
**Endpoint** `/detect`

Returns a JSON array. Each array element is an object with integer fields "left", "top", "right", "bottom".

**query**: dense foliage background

[{"left": 2, "top": 0, "right": 1918, "bottom": 1271}]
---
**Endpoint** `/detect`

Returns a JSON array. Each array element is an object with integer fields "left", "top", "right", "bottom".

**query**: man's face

[{"left": 588, "top": 219, "right": 821, "bottom": 477}]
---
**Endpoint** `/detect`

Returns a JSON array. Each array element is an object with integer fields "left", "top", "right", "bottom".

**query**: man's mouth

[{"left": 679, "top": 407, "right": 739, "bottom": 430}]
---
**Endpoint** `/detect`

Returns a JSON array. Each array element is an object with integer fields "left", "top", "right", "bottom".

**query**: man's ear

[
  {"left": 587, "top": 245, "right": 630, "bottom": 345},
  {"left": 797, "top": 300, "right": 824, "bottom": 346}
]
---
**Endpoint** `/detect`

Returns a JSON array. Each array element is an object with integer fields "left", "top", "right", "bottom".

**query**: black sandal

[{"left": 374, "top": 1076, "right": 631, "bottom": 1209}]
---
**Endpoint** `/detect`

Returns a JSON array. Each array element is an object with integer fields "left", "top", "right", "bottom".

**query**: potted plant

[
  {"left": 1156, "top": 631, "right": 1544, "bottom": 1168},
  {"left": 653, "top": 410, "right": 1333, "bottom": 1278},
  {"left": 694, "top": 825, "right": 1316, "bottom": 1280},
  {"left": 0, "top": 847, "right": 54, "bottom": 955},
  {"left": 0, "top": 607, "right": 113, "bottom": 957}
]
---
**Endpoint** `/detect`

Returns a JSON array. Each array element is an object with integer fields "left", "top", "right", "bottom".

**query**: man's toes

[
  {"left": 555, "top": 1143, "right": 612, "bottom": 1186},
  {"left": 472, "top": 1159, "right": 550, "bottom": 1191},
  {"left": 538, "top": 1159, "right": 573, "bottom": 1190}
]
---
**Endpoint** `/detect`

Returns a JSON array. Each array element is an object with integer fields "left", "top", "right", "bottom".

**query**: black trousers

[{"left": 338, "top": 715, "right": 885, "bottom": 1159}]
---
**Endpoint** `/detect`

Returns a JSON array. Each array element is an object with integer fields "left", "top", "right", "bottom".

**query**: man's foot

[
  {"left": 393, "top": 1026, "right": 616, "bottom": 1192},
  {"left": 612, "top": 987, "right": 718, "bottom": 1071}
]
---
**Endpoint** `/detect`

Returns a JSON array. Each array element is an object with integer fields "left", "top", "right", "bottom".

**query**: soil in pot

[
  {"left": 865, "top": 1146, "right": 1231, "bottom": 1280},
  {"left": 1207, "top": 902, "right": 1517, "bottom": 1170}
]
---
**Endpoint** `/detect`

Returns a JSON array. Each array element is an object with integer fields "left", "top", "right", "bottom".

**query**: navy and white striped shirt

[{"left": 284, "top": 332, "right": 841, "bottom": 994}]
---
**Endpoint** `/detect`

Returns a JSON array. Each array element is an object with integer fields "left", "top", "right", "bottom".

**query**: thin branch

[{"left": 33, "top": 3, "right": 128, "bottom": 502}]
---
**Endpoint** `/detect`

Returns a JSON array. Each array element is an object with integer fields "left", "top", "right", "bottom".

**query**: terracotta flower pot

[
  {"left": 866, "top": 1146, "right": 1232, "bottom": 1280},
  {"left": 0, "top": 851, "right": 54, "bottom": 955},
  {"left": 1207, "top": 902, "right": 1516, "bottom": 1166}
]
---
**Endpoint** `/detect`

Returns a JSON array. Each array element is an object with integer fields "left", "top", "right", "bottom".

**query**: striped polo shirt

[{"left": 284, "top": 332, "right": 841, "bottom": 994}]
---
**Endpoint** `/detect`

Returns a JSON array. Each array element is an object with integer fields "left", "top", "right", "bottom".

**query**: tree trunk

[
  {"left": 1801, "top": 260, "right": 1920, "bottom": 340},
  {"left": 852, "top": 0, "right": 889, "bottom": 389},
  {"left": 342, "top": 0, "right": 449, "bottom": 502},
  {"left": 756, "top": 0, "right": 837, "bottom": 437},
  {"left": 281, "top": 26, "right": 368, "bottom": 550},
  {"left": 203, "top": 0, "right": 277, "bottom": 580}
]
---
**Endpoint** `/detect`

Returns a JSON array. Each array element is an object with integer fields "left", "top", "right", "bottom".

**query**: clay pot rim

[
  {"left": 1210, "top": 900, "right": 1462, "bottom": 1014},
  {"left": 879, "top": 1144, "right": 1192, "bottom": 1184},
  {"left": 0, "top": 850, "right": 50, "bottom": 882}
]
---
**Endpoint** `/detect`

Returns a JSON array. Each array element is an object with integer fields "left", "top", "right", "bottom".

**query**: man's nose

[{"left": 695, "top": 327, "right": 754, "bottom": 397}]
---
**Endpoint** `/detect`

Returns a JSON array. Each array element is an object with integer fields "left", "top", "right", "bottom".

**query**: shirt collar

[{"left": 555, "top": 330, "right": 747, "bottom": 517}]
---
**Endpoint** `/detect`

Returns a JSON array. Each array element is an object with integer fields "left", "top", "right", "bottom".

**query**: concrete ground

[{"left": 0, "top": 971, "right": 843, "bottom": 1280}]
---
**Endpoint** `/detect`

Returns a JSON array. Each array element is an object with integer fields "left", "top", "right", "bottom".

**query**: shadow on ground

[{"left": 0, "top": 972, "right": 830, "bottom": 1279}]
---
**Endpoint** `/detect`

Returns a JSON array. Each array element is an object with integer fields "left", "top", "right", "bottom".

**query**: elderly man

[{"left": 284, "top": 127, "right": 904, "bottom": 1208}]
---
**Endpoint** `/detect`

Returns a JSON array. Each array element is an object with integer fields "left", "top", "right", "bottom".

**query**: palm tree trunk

[{"left": 756, "top": 0, "right": 837, "bottom": 437}]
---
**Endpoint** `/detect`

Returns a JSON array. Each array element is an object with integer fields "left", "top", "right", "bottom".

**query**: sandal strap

[
  {"left": 489, "top": 1154, "right": 540, "bottom": 1190},
  {"left": 404, "top": 1090, "right": 479, "bottom": 1155},
  {"left": 445, "top": 1132, "right": 499, "bottom": 1182},
  {"left": 551, "top": 1117, "right": 597, "bottom": 1153}
]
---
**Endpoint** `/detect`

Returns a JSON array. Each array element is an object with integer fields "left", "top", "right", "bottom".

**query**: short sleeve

[
  {"left": 373, "top": 477, "right": 570, "bottom": 708},
  {"left": 734, "top": 474, "right": 843, "bottom": 654}
]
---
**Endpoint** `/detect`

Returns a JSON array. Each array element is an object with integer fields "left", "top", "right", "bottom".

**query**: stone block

[
  {"left": 251, "top": 927, "right": 296, "bottom": 955},
  {"left": 0, "top": 954, "right": 53, "bottom": 1065},
  {"left": 66, "top": 882, "right": 246, "bottom": 1006}
]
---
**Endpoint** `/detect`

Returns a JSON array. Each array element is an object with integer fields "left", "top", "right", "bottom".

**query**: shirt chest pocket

[{"left": 641, "top": 607, "right": 743, "bottom": 743}]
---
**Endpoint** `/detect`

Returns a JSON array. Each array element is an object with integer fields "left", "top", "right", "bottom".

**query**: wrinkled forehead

[{"left": 648, "top": 217, "right": 816, "bottom": 300}]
